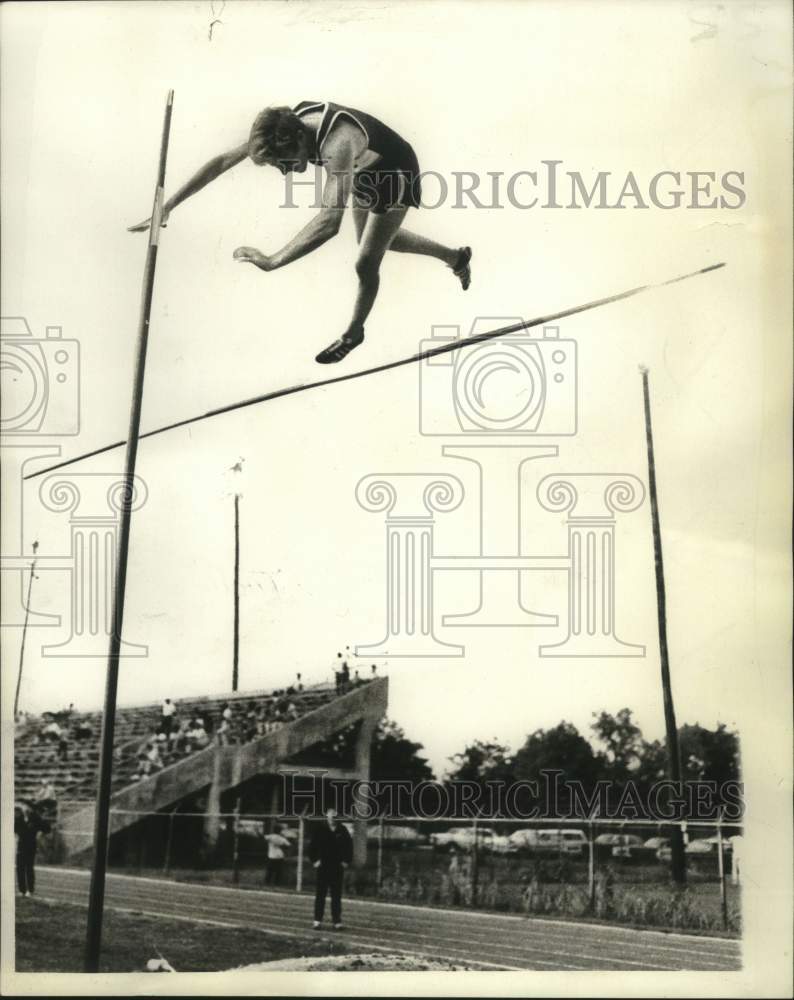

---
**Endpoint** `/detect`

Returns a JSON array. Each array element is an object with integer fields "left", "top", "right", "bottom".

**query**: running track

[{"left": 36, "top": 866, "right": 741, "bottom": 972}]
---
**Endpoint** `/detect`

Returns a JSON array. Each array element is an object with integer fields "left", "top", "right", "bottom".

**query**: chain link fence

[{"left": 45, "top": 809, "right": 742, "bottom": 933}]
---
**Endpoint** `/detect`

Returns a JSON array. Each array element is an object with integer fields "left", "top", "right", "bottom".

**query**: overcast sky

[{"left": 1, "top": 1, "right": 790, "bottom": 778}]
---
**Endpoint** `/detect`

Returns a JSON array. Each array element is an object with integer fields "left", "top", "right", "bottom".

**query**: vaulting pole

[
  {"left": 233, "top": 492, "right": 240, "bottom": 692},
  {"left": 13, "top": 546, "right": 37, "bottom": 719},
  {"left": 84, "top": 90, "right": 174, "bottom": 972},
  {"left": 640, "top": 366, "right": 686, "bottom": 886}
]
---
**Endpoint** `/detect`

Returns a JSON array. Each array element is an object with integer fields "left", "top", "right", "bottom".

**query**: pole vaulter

[
  {"left": 83, "top": 90, "right": 173, "bottom": 973},
  {"left": 26, "top": 261, "right": 724, "bottom": 484}
]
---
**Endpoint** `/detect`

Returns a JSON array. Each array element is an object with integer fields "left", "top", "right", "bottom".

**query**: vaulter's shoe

[
  {"left": 315, "top": 328, "right": 365, "bottom": 364},
  {"left": 451, "top": 246, "right": 472, "bottom": 290}
]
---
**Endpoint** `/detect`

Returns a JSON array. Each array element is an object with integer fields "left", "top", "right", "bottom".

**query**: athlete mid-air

[{"left": 130, "top": 100, "right": 472, "bottom": 364}]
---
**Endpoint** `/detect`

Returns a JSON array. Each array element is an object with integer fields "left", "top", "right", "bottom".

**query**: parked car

[
  {"left": 508, "top": 828, "right": 587, "bottom": 857},
  {"left": 369, "top": 824, "right": 427, "bottom": 848},
  {"left": 609, "top": 833, "right": 644, "bottom": 860},
  {"left": 686, "top": 835, "right": 732, "bottom": 855},
  {"left": 429, "top": 826, "right": 517, "bottom": 854}
]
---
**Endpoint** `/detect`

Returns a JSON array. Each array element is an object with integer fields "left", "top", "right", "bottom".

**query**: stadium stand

[{"left": 15, "top": 676, "right": 388, "bottom": 861}]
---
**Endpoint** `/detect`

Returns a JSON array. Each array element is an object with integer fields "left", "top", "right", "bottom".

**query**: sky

[{"left": 1, "top": 1, "right": 790, "bottom": 780}]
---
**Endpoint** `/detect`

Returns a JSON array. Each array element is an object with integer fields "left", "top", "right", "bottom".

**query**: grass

[{"left": 15, "top": 897, "right": 351, "bottom": 973}]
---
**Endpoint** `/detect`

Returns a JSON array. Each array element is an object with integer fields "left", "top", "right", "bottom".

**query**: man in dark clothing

[
  {"left": 15, "top": 804, "right": 48, "bottom": 897},
  {"left": 309, "top": 808, "right": 353, "bottom": 929}
]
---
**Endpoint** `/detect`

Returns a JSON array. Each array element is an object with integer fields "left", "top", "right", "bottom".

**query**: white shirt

[
  {"left": 265, "top": 833, "right": 291, "bottom": 860},
  {"left": 161, "top": 701, "right": 176, "bottom": 717}
]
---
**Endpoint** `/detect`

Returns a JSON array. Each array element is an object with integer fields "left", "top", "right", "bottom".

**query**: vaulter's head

[{"left": 249, "top": 107, "right": 312, "bottom": 175}]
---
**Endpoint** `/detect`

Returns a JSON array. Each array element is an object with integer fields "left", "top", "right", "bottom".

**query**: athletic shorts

[{"left": 352, "top": 147, "right": 422, "bottom": 214}]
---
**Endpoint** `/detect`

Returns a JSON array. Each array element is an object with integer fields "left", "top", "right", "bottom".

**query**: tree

[
  {"left": 370, "top": 718, "right": 435, "bottom": 782},
  {"left": 513, "top": 721, "right": 601, "bottom": 787},
  {"left": 446, "top": 739, "right": 515, "bottom": 784},
  {"left": 677, "top": 722, "right": 740, "bottom": 785},
  {"left": 591, "top": 708, "right": 644, "bottom": 782}
]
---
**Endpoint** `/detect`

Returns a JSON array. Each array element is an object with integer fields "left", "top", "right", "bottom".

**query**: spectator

[
  {"left": 41, "top": 717, "right": 62, "bottom": 743},
  {"left": 309, "top": 808, "right": 353, "bottom": 930},
  {"left": 216, "top": 718, "right": 231, "bottom": 746},
  {"left": 57, "top": 731, "right": 70, "bottom": 762},
  {"left": 188, "top": 720, "right": 209, "bottom": 751},
  {"left": 169, "top": 720, "right": 184, "bottom": 754},
  {"left": 73, "top": 718, "right": 93, "bottom": 742},
  {"left": 221, "top": 702, "right": 233, "bottom": 725},
  {"left": 371, "top": 663, "right": 377, "bottom": 677},
  {"left": 340, "top": 661, "right": 350, "bottom": 691},
  {"left": 146, "top": 740, "right": 164, "bottom": 772},
  {"left": 333, "top": 652, "right": 344, "bottom": 693},
  {"left": 263, "top": 824, "right": 292, "bottom": 886},
  {"left": 245, "top": 702, "right": 258, "bottom": 741},
  {"left": 353, "top": 669, "right": 361, "bottom": 687},
  {"left": 34, "top": 778, "right": 56, "bottom": 810},
  {"left": 15, "top": 803, "right": 49, "bottom": 897},
  {"left": 296, "top": 672, "right": 303, "bottom": 691},
  {"left": 160, "top": 698, "right": 176, "bottom": 736},
  {"left": 132, "top": 753, "right": 151, "bottom": 780}
]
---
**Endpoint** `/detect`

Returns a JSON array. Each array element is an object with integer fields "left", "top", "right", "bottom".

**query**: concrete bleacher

[{"left": 14, "top": 682, "right": 346, "bottom": 807}]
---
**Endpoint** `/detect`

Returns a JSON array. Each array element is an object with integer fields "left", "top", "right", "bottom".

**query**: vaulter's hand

[
  {"left": 233, "top": 246, "right": 275, "bottom": 270},
  {"left": 128, "top": 207, "right": 170, "bottom": 233}
]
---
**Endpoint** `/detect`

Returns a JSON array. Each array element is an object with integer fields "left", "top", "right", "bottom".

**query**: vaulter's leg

[
  {"left": 354, "top": 202, "right": 472, "bottom": 288},
  {"left": 315, "top": 206, "right": 407, "bottom": 365}
]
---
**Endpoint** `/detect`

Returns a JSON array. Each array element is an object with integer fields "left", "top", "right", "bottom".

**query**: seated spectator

[
  {"left": 187, "top": 721, "right": 209, "bottom": 751},
  {"left": 160, "top": 698, "right": 176, "bottom": 736},
  {"left": 34, "top": 778, "right": 57, "bottom": 812},
  {"left": 169, "top": 721, "right": 185, "bottom": 754},
  {"left": 146, "top": 740, "right": 164, "bottom": 772},
  {"left": 41, "top": 718, "right": 62, "bottom": 743},
  {"left": 132, "top": 753, "right": 151, "bottom": 780},
  {"left": 73, "top": 718, "right": 94, "bottom": 741},
  {"left": 57, "top": 732, "right": 70, "bottom": 762}
]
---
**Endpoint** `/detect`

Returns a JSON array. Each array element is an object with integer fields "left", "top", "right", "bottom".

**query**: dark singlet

[{"left": 293, "top": 100, "right": 422, "bottom": 213}]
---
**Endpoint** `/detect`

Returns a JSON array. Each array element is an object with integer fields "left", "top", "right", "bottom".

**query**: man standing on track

[
  {"left": 309, "top": 807, "right": 353, "bottom": 930},
  {"left": 130, "top": 100, "right": 472, "bottom": 365}
]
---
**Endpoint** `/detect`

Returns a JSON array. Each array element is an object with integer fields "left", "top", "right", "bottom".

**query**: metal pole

[
  {"left": 232, "top": 798, "right": 241, "bottom": 884},
  {"left": 470, "top": 817, "right": 479, "bottom": 908},
  {"left": 588, "top": 822, "right": 596, "bottom": 913},
  {"left": 84, "top": 90, "right": 174, "bottom": 973},
  {"left": 13, "top": 551, "right": 37, "bottom": 719},
  {"left": 233, "top": 493, "right": 240, "bottom": 691},
  {"left": 640, "top": 367, "right": 686, "bottom": 886},
  {"left": 163, "top": 808, "right": 177, "bottom": 875},
  {"left": 377, "top": 817, "right": 384, "bottom": 890},
  {"left": 716, "top": 812, "right": 728, "bottom": 929},
  {"left": 296, "top": 816, "right": 304, "bottom": 892}
]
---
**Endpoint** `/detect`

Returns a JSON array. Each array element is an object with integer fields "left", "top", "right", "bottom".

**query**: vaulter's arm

[
  {"left": 128, "top": 142, "right": 249, "bottom": 232},
  {"left": 233, "top": 134, "right": 355, "bottom": 271}
]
